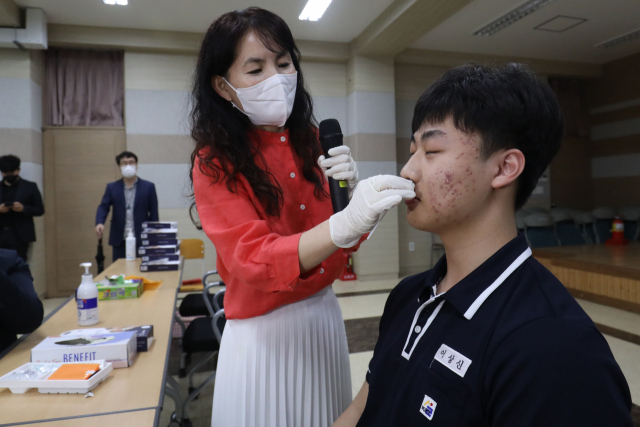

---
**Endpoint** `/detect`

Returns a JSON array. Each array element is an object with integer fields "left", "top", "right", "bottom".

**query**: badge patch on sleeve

[
  {"left": 420, "top": 395, "right": 437, "bottom": 420},
  {"left": 434, "top": 344, "right": 472, "bottom": 377}
]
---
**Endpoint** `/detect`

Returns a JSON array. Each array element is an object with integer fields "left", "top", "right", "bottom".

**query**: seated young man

[{"left": 333, "top": 64, "right": 633, "bottom": 426}]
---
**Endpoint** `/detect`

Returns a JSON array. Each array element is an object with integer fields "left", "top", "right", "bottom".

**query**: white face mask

[
  {"left": 224, "top": 72, "right": 297, "bottom": 127},
  {"left": 121, "top": 165, "right": 137, "bottom": 179}
]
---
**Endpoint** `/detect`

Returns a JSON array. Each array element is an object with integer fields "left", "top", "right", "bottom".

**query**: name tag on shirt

[{"left": 434, "top": 344, "right": 471, "bottom": 378}]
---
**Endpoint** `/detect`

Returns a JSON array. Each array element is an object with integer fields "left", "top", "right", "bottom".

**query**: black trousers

[{"left": 0, "top": 227, "right": 29, "bottom": 261}]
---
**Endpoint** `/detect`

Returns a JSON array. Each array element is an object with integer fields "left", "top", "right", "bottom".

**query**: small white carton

[{"left": 30, "top": 330, "right": 137, "bottom": 368}]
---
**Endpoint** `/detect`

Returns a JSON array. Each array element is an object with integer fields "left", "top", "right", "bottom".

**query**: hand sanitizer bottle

[
  {"left": 77, "top": 263, "right": 99, "bottom": 326},
  {"left": 126, "top": 229, "right": 136, "bottom": 261}
]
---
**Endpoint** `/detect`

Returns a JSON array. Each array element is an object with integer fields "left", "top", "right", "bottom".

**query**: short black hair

[
  {"left": 411, "top": 63, "right": 564, "bottom": 210},
  {"left": 115, "top": 151, "right": 138, "bottom": 165},
  {"left": 0, "top": 155, "right": 21, "bottom": 173}
]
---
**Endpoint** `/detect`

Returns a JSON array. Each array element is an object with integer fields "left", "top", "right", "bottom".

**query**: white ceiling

[
  {"left": 13, "top": 0, "right": 396, "bottom": 43},
  {"left": 12, "top": 0, "right": 640, "bottom": 64},
  {"left": 410, "top": 0, "right": 640, "bottom": 64}
]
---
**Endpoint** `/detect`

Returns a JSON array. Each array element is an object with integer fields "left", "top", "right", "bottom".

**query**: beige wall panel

[
  {"left": 159, "top": 208, "right": 220, "bottom": 282},
  {"left": 352, "top": 208, "right": 399, "bottom": 280},
  {"left": 345, "top": 133, "right": 396, "bottom": 162},
  {"left": 29, "top": 50, "right": 45, "bottom": 88},
  {"left": 44, "top": 128, "right": 125, "bottom": 296},
  {"left": 550, "top": 136, "right": 593, "bottom": 210},
  {"left": 124, "top": 51, "right": 197, "bottom": 91},
  {"left": 590, "top": 105, "right": 640, "bottom": 127},
  {"left": 127, "top": 134, "right": 194, "bottom": 164},
  {"left": 395, "top": 64, "right": 447, "bottom": 101},
  {"left": 301, "top": 61, "right": 347, "bottom": 98},
  {"left": 593, "top": 176, "right": 640, "bottom": 208},
  {"left": 347, "top": 55, "right": 395, "bottom": 95},
  {"left": 396, "top": 137, "right": 412, "bottom": 165},
  {"left": 29, "top": 217, "right": 46, "bottom": 297},
  {"left": 591, "top": 135, "right": 640, "bottom": 158},
  {"left": 0, "top": 49, "right": 30, "bottom": 79},
  {"left": 0, "top": 129, "right": 43, "bottom": 163},
  {"left": 397, "top": 202, "right": 433, "bottom": 277}
]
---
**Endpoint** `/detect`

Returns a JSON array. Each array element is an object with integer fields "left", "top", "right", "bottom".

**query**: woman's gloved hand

[
  {"left": 329, "top": 175, "right": 415, "bottom": 248},
  {"left": 318, "top": 146, "right": 359, "bottom": 193}
]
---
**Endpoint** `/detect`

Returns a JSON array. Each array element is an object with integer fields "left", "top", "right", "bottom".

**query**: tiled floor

[{"left": 39, "top": 274, "right": 637, "bottom": 427}]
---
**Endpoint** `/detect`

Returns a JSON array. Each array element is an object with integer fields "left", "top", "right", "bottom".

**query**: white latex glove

[
  {"left": 329, "top": 175, "right": 415, "bottom": 248},
  {"left": 318, "top": 146, "right": 359, "bottom": 191}
]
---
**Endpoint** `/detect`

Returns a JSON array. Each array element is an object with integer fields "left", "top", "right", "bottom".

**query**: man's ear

[
  {"left": 491, "top": 149, "right": 525, "bottom": 189},
  {"left": 212, "top": 76, "right": 233, "bottom": 102}
]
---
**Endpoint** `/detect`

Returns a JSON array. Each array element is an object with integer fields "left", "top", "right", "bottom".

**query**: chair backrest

[
  {"left": 213, "top": 288, "right": 226, "bottom": 312},
  {"left": 212, "top": 309, "right": 226, "bottom": 344},
  {"left": 524, "top": 213, "right": 559, "bottom": 248},
  {"left": 571, "top": 211, "right": 595, "bottom": 243},
  {"left": 180, "top": 238, "right": 205, "bottom": 260},
  {"left": 515, "top": 210, "right": 528, "bottom": 230},
  {"left": 592, "top": 207, "right": 615, "bottom": 220},
  {"left": 550, "top": 208, "right": 573, "bottom": 223},
  {"left": 202, "top": 272, "right": 224, "bottom": 317}
]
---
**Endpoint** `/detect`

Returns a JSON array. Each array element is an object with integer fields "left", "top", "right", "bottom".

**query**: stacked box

[{"left": 139, "top": 224, "right": 180, "bottom": 271}]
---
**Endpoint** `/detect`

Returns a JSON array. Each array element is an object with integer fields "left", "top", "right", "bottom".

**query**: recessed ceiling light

[
  {"left": 596, "top": 28, "right": 640, "bottom": 49},
  {"left": 299, "top": 0, "right": 332, "bottom": 21},
  {"left": 474, "top": 0, "right": 557, "bottom": 36},
  {"left": 103, "top": 0, "right": 128, "bottom": 5}
]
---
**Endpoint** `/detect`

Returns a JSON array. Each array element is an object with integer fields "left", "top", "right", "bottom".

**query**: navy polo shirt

[{"left": 359, "top": 234, "right": 632, "bottom": 426}]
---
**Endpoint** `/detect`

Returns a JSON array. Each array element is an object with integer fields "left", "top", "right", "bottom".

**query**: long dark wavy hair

[{"left": 190, "top": 7, "right": 327, "bottom": 226}]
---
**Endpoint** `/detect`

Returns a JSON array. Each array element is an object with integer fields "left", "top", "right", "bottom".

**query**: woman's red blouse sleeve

[{"left": 193, "top": 159, "right": 302, "bottom": 293}]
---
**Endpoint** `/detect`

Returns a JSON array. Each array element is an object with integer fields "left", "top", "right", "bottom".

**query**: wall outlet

[{"left": 409, "top": 242, "right": 415, "bottom": 251}]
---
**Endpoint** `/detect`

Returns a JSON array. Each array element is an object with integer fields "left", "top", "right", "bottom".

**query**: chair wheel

[
  {"left": 182, "top": 418, "right": 193, "bottom": 427},
  {"left": 179, "top": 368, "right": 187, "bottom": 378},
  {"left": 188, "top": 386, "right": 199, "bottom": 400}
]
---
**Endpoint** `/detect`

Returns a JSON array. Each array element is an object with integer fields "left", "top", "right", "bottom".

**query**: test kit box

[
  {"left": 141, "top": 228, "right": 178, "bottom": 239},
  {"left": 141, "top": 238, "right": 179, "bottom": 246},
  {"left": 107, "top": 325, "right": 154, "bottom": 352},
  {"left": 142, "top": 221, "right": 178, "bottom": 229},
  {"left": 140, "top": 260, "right": 180, "bottom": 272},
  {"left": 31, "top": 331, "right": 137, "bottom": 368},
  {"left": 96, "top": 280, "right": 144, "bottom": 300},
  {"left": 138, "top": 245, "right": 180, "bottom": 255},
  {"left": 141, "top": 254, "right": 180, "bottom": 263}
]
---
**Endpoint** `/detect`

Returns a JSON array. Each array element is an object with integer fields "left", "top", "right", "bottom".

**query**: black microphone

[{"left": 319, "top": 119, "right": 350, "bottom": 213}]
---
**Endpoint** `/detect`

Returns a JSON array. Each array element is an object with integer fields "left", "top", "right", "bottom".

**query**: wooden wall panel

[
  {"left": 587, "top": 51, "right": 640, "bottom": 109},
  {"left": 549, "top": 136, "right": 593, "bottom": 210},
  {"left": 44, "top": 127, "right": 125, "bottom": 297}
]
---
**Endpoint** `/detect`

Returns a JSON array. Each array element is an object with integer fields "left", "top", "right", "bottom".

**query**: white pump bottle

[
  {"left": 77, "top": 262, "right": 99, "bottom": 326},
  {"left": 126, "top": 229, "right": 136, "bottom": 261}
]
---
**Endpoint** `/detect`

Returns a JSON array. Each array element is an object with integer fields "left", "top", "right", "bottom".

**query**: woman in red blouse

[{"left": 190, "top": 8, "right": 415, "bottom": 427}]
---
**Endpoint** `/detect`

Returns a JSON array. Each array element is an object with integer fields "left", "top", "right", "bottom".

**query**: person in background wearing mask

[
  {"left": 95, "top": 151, "right": 159, "bottom": 261},
  {"left": 0, "top": 155, "right": 45, "bottom": 261},
  {"left": 191, "top": 8, "right": 414, "bottom": 427}
]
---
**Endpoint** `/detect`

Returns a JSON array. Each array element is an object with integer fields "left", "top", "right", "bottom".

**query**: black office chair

[
  {"left": 178, "top": 289, "right": 226, "bottom": 427},
  {"left": 177, "top": 270, "right": 224, "bottom": 377},
  {"left": 165, "top": 294, "right": 226, "bottom": 427}
]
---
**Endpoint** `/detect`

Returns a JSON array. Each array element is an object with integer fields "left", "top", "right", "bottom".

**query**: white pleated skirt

[{"left": 211, "top": 287, "right": 352, "bottom": 427}]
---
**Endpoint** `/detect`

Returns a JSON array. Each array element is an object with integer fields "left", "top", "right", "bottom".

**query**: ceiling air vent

[{"left": 534, "top": 15, "right": 586, "bottom": 32}]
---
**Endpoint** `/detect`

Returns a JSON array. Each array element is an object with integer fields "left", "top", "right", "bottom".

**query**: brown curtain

[
  {"left": 46, "top": 48, "right": 124, "bottom": 126},
  {"left": 548, "top": 77, "right": 589, "bottom": 138}
]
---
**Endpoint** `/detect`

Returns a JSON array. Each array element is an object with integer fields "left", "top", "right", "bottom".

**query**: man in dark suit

[
  {"left": 0, "top": 155, "right": 45, "bottom": 261},
  {"left": 95, "top": 151, "right": 159, "bottom": 261},
  {"left": 0, "top": 248, "right": 44, "bottom": 354}
]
